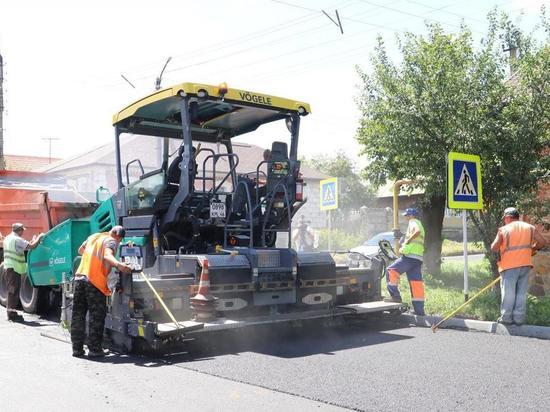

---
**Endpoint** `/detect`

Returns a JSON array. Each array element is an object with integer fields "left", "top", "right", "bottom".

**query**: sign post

[
  {"left": 320, "top": 178, "right": 338, "bottom": 251},
  {"left": 447, "top": 152, "right": 483, "bottom": 302}
]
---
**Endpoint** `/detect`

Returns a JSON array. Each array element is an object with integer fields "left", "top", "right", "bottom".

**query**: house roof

[
  {"left": 39, "top": 137, "right": 327, "bottom": 181},
  {"left": 38, "top": 143, "right": 113, "bottom": 173},
  {"left": 4, "top": 154, "right": 61, "bottom": 172}
]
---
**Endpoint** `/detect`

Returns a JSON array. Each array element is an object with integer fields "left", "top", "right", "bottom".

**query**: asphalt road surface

[{"left": 1, "top": 306, "right": 549, "bottom": 411}]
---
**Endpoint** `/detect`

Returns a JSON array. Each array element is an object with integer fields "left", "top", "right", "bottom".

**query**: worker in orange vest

[
  {"left": 490, "top": 207, "right": 546, "bottom": 326},
  {"left": 71, "top": 226, "right": 132, "bottom": 358}
]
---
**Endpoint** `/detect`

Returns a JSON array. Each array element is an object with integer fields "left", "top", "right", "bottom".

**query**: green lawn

[
  {"left": 440, "top": 239, "right": 486, "bottom": 256},
  {"left": 382, "top": 259, "right": 550, "bottom": 326}
]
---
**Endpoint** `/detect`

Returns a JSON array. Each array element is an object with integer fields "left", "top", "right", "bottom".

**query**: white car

[{"left": 348, "top": 231, "right": 396, "bottom": 269}]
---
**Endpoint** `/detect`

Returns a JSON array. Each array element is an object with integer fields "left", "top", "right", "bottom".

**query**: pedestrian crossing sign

[
  {"left": 320, "top": 177, "right": 338, "bottom": 211},
  {"left": 447, "top": 152, "right": 483, "bottom": 210}
]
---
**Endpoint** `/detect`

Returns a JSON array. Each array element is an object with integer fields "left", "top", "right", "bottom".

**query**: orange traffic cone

[{"left": 190, "top": 258, "right": 218, "bottom": 320}]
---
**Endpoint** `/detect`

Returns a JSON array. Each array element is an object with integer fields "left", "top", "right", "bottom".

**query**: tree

[
  {"left": 304, "top": 151, "right": 376, "bottom": 230},
  {"left": 356, "top": 11, "right": 549, "bottom": 276},
  {"left": 468, "top": 13, "right": 550, "bottom": 275}
]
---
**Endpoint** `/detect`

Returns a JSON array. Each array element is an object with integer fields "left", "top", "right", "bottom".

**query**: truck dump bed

[{"left": 0, "top": 170, "right": 95, "bottom": 241}]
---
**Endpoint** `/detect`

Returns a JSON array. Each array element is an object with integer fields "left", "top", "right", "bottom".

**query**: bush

[
  {"left": 526, "top": 295, "right": 550, "bottom": 326},
  {"left": 468, "top": 292, "right": 501, "bottom": 321}
]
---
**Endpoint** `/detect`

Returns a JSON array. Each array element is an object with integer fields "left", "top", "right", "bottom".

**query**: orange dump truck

[{"left": 0, "top": 170, "right": 96, "bottom": 312}]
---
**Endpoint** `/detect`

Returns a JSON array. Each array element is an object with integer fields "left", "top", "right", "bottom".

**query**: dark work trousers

[
  {"left": 5, "top": 268, "right": 22, "bottom": 312},
  {"left": 71, "top": 280, "right": 107, "bottom": 352}
]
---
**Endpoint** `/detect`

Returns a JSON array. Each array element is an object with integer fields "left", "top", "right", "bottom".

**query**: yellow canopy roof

[{"left": 112, "top": 82, "right": 311, "bottom": 141}]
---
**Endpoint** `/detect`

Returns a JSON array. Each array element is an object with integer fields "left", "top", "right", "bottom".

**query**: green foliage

[
  {"left": 317, "top": 228, "right": 363, "bottom": 251},
  {"left": 424, "top": 259, "right": 492, "bottom": 289},
  {"left": 468, "top": 292, "right": 502, "bottom": 321},
  {"left": 356, "top": 12, "right": 550, "bottom": 276},
  {"left": 356, "top": 24, "right": 478, "bottom": 197},
  {"left": 440, "top": 240, "right": 486, "bottom": 257},
  {"left": 526, "top": 295, "right": 550, "bottom": 326}
]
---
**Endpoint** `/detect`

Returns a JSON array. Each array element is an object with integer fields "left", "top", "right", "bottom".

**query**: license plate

[{"left": 210, "top": 200, "right": 226, "bottom": 218}]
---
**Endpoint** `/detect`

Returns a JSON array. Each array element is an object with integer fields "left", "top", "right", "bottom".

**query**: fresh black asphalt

[
  {"left": 2, "top": 307, "right": 549, "bottom": 411},
  {"left": 168, "top": 319, "right": 550, "bottom": 411}
]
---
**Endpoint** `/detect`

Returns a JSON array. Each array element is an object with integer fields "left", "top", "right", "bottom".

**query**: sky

[{"left": 0, "top": 0, "right": 547, "bottom": 165}]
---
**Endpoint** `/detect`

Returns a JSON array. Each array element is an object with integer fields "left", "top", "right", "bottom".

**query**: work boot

[
  {"left": 7, "top": 311, "right": 24, "bottom": 322},
  {"left": 383, "top": 296, "right": 402, "bottom": 303},
  {"left": 497, "top": 317, "right": 512, "bottom": 325},
  {"left": 88, "top": 348, "right": 109, "bottom": 358},
  {"left": 72, "top": 348, "right": 85, "bottom": 358}
]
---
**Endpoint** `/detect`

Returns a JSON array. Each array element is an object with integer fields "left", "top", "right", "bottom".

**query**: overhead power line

[
  {"left": 163, "top": 21, "right": 332, "bottom": 79},
  {"left": 115, "top": 0, "right": 354, "bottom": 80},
  {"left": 97, "top": 12, "right": 319, "bottom": 83},
  {"left": 102, "top": 0, "right": 487, "bottom": 89},
  {"left": 103, "top": 0, "right": 362, "bottom": 88},
  {"left": 356, "top": 0, "right": 470, "bottom": 31},
  {"left": 99, "top": 0, "right": 353, "bottom": 88},
  {"left": 248, "top": 43, "right": 371, "bottom": 82},
  {"left": 405, "top": 0, "right": 486, "bottom": 24},
  {"left": 213, "top": 0, "right": 478, "bottom": 84},
  {"left": 270, "top": 0, "right": 320, "bottom": 13},
  {"left": 180, "top": 0, "right": 453, "bottom": 82}
]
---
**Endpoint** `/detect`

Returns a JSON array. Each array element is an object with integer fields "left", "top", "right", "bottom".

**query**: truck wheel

[
  {"left": 0, "top": 263, "right": 7, "bottom": 307},
  {"left": 19, "top": 273, "right": 49, "bottom": 314}
]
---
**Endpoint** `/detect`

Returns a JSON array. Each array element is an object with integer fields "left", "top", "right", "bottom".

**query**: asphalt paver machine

[{"left": 28, "top": 82, "right": 402, "bottom": 352}]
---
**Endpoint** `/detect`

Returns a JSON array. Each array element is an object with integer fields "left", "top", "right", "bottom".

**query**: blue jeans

[{"left": 500, "top": 266, "right": 530, "bottom": 323}]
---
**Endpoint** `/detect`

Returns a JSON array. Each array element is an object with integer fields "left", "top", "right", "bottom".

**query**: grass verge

[
  {"left": 382, "top": 259, "right": 550, "bottom": 326},
  {"left": 441, "top": 239, "right": 485, "bottom": 256}
]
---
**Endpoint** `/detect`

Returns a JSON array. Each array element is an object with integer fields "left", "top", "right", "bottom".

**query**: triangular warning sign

[
  {"left": 324, "top": 185, "right": 335, "bottom": 202},
  {"left": 455, "top": 164, "right": 476, "bottom": 196}
]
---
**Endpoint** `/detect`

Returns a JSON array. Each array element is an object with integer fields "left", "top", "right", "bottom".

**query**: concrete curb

[{"left": 392, "top": 313, "right": 550, "bottom": 340}]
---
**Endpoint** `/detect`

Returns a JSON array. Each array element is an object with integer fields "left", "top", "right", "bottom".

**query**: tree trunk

[
  {"left": 469, "top": 210, "right": 500, "bottom": 279},
  {"left": 421, "top": 195, "right": 446, "bottom": 277},
  {"left": 469, "top": 209, "right": 501, "bottom": 296}
]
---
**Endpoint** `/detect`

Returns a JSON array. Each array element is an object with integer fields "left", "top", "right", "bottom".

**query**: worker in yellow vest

[
  {"left": 384, "top": 208, "right": 426, "bottom": 316},
  {"left": 71, "top": 226, "right": 132, "bottom": 358},
  {"left": 491, "top": 207, "right": 546, "bottom": 326},
  {"left": 3, "top": 223, "right": 44, "bottom": 322}
]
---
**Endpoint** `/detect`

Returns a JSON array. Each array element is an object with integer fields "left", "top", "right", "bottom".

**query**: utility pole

[
  {"left": 42, "top": 137, "right": 60, "bottom": 163},
  {"left": 0, "top": 52, "right": 5, "bottom": 170},
  {"left": 502, "top": 29, "right": 520, "bottom": 78}
]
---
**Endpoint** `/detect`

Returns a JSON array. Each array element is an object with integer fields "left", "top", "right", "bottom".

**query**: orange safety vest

[
  {"left": 498, "top": 221, "right": 535, "bottom": 273},
  {"left": 76, "top": 232, "right": 117, "bottom": 296}
]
